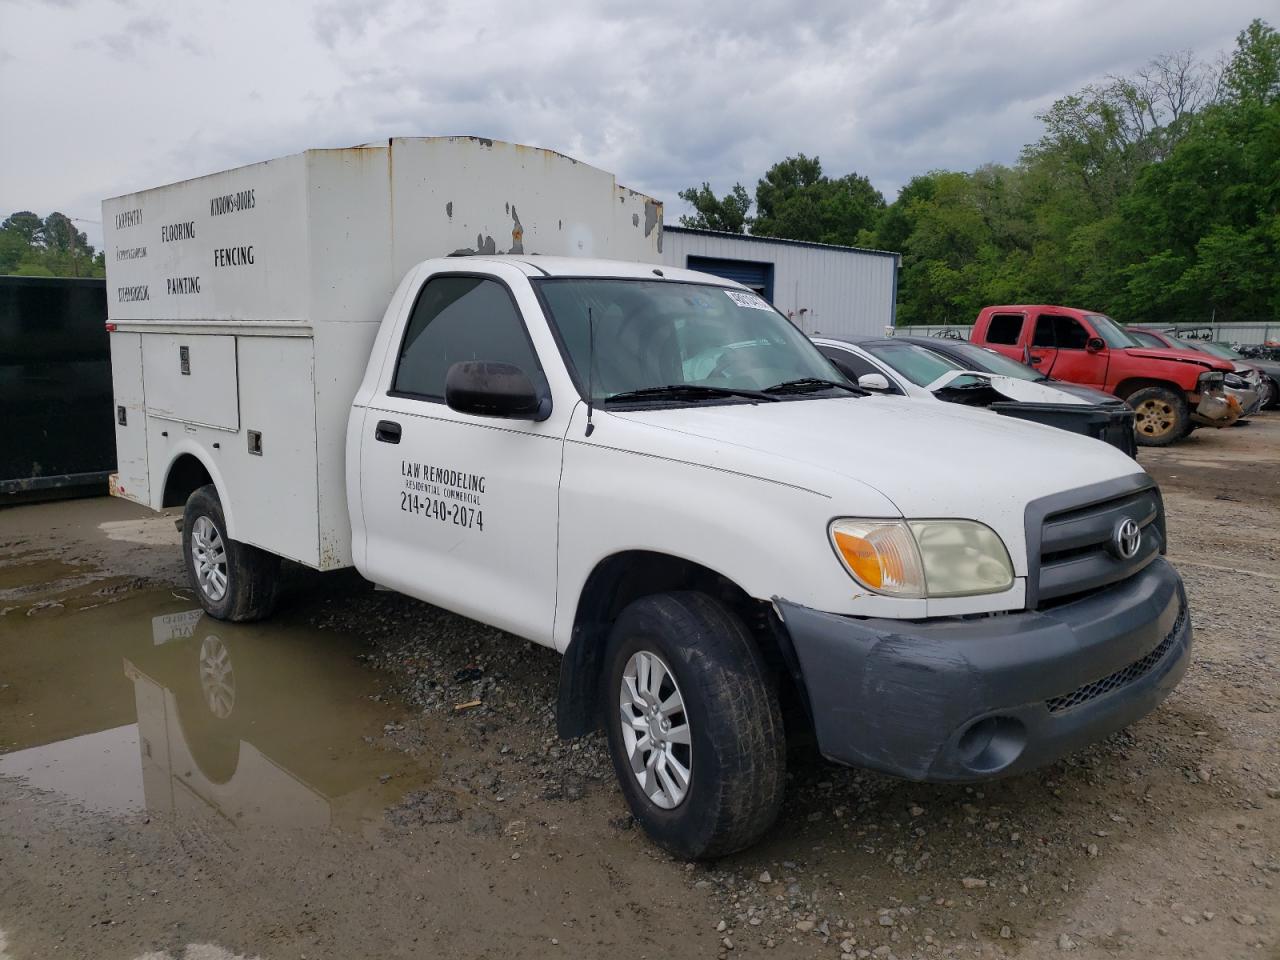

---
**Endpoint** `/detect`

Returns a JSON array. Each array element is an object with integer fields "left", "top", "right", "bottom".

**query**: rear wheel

[
  {"left": 1127, "top": 386, "right": 1190, "bottom": 446},
  {"left": 602, "top": 591, "right": 786, "bottom": 859},
  {"left": 182, "top": 484, "right": 280, "bottom": 621}
]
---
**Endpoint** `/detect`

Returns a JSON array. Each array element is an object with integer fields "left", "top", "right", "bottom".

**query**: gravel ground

[{"left": 1, "top": 412, "right": 1277, "bottom": 960}]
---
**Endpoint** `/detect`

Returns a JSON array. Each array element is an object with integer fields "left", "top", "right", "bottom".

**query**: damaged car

[
  {"left": 969, "top": 306, "right": 1239, "bottom": 446},
  {"left": 813, "top": 337, "right": 1137, "bottom": 455},
  {"left": 1129, "top": 329, "right": 1276, "bottom": 412}
]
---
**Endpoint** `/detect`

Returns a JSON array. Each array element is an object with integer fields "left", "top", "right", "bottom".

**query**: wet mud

[{"left": 1, "top": 417, "right": 1278, "bottom": 960}]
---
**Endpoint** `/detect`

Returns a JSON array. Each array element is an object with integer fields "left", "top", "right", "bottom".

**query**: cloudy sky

[{"left": 0, "top": 0, "right": 1261, "bottom": 249}]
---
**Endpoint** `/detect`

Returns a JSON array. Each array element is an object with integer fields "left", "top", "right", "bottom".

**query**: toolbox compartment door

[
  {"left": 109, "top": 331, "right": 150, "bottom": 503},
  {"left": 142, "top": 333, "right": 239, "bottom": 431}
]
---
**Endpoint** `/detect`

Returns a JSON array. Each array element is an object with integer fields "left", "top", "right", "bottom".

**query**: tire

[
  {"left": 182, "top": 484, "right": 280, "bottom": 621},
  {"left": 1261, "top": 377, "right": 1279, "bottom": 410},
  {"left": 601, "top": 591, "right": 786, "bottom": 859},
  {"left": 1126, "top": 385, "right": 1190, "bottom": 447}
]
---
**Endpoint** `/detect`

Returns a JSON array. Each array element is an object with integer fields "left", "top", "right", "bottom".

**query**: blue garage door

[{"left": 686, "top": 256, "right": 775, "bottom": 303}]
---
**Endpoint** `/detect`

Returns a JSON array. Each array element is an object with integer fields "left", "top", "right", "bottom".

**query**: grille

[
  {"left": 1045, "top": 608, "right": 1185, "bottom": 714},
  {"left": 1034, "top": 485, "right": 1164, "bottom": 605}
]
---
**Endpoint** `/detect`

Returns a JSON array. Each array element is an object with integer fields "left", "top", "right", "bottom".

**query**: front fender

[{"left": 550, "top": 408, "right": 910, "bottom": 652}]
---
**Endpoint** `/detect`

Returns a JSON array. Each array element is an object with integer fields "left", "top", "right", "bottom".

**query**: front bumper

[
  {"left": 776, "top": 558, "right": 1191, "bottom": 782},
  {"left": 1192, "top": 390, "right": 1244, "bottom": 426},
  {"left": 1230, "top": 383, "right": 1263, "bottom": 417}
]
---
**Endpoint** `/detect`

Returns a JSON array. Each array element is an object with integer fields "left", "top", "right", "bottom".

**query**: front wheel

[
  {"left": 182, "top": 484, "right": 280, "bottom": 621},
  {"left": 1260, "top": 376, "right": 1278, "bottom": 410},
  {"left": 602, "top": 592, "right": 786, "bottom": 859},
  {"left": 1127, "top": 385, "right": 1190, "bottom": 447}
]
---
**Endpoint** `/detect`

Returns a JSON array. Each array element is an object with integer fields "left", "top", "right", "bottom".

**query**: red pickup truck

[{"left": 970, "top": 305, "right": 1238, "bottom": 446}]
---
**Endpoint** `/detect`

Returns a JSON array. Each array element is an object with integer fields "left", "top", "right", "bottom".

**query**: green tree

[
  {"left": 677, "top": 181, "right": 753, "bottom": 233},
  {"left": 751, "top": 155, "right": 885, "bottom": 245},
  {"left": 1, "top": 209, "right": 104, "bottom": 278},
  {"left": 752, "top": 154, "right": 824, "bottom": 228},
  {"left": 1223, "top": 19, "right": 1280, "bottom": 104},
  {"left": 41, "top": 212, "right": 90, "bottom": 254},
  {"left": 2, "top": 211, "right": 43, "bottom": 246},
  {"left": 0, "top": 229, "right": 27, "bottom": 273}
]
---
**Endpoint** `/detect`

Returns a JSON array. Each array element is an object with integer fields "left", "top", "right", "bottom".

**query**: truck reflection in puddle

[{"left": 2, "top": 609, "right": 417, "bottom": 830}]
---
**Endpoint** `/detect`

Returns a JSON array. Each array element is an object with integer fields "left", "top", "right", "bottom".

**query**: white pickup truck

[{"left": 105, "top": 138, "right": 1192, "bottom": 858}]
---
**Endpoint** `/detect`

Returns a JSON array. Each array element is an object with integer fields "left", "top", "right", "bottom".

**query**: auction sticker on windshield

[{"left": 724, "top": 290, "right": 773, "bottom": 311}]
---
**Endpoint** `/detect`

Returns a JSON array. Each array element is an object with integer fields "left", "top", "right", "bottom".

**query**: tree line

[
  {"left": 0, "top": 211, "right": 105, "bottom": 278},
  {"left": 679, "top": 19, "right": 1279, "bottom": 326}
]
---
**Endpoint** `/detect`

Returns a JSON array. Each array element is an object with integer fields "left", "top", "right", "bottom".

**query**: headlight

[
  {"left": 1224, "top": 372, "right": 1247, "bottom": 389},
  {"left": 828, "top": 520, "right": 926, "bottom": 597},
  {"left": 1198, "top": 371, "right": 1224, "bottom": 392},
  {"left": 829, "top": 519, "right": 1014, "bottom": 598}
]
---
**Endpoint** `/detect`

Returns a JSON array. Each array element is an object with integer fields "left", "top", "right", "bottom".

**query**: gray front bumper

[{"left": 776, "top": 558, "right": 1191, "bottom": 782}]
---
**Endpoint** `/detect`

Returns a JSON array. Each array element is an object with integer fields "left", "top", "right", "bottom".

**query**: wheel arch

[
  {"left": 1113, "top": 377, "right": 1190, "bottom": 401},
  {"left": 555, "top": 550, "right": 801, "bottom": 740},
  {"left": 160, "top": 444, "right": 237, "bottom": 538}
]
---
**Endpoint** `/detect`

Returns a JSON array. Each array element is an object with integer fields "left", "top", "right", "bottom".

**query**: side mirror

[
  {"left": 445, "top": 361, "right": 550, "bottom": 421},
  {"left": 857, "top": 372, "right": 891, "bottom": 391},
  {"left": 1085, "top": 337, "right": 1106, "bottom": 354}
]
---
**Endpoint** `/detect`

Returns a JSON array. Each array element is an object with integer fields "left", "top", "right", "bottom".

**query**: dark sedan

[{"left": 829, "top": 335, "right": 1138, "bottom": 455}]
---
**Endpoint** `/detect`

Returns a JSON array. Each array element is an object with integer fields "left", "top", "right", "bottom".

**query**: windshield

[
  {"left": 1086, "top": 314, "right": 1140, "bottom": 348},
  {"left": 1128, "top": 329, "right": 1168, "bottom": 348},
  {"left": 1196, "top": 341, "right": 1242, "bottom": 360},
  {"left": 536, "top": 279, "right": 844, "bottom": 402},
  {"left": 932, "top": 341, "right": 1045, "bottom": 381},
  {"left": 859, "top": 341, "right": 970, "bottom": 387}
]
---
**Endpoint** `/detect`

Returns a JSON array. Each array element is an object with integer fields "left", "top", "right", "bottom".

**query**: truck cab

[{"left": 970, "top": 305, "right": 1238, "bottom": 445}]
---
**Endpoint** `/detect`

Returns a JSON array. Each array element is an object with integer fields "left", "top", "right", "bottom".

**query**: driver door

[
  {"left": 358, "top": 270, "right": 568, "bottom": 644},
  {"left": 1038, "top": 313, "right": 1108, "bottom": 389}
]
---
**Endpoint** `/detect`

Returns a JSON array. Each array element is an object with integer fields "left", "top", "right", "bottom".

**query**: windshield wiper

[
  {"left": 763, "top": 377, "right": 867, "bottom": 396},
  {"left": 603, "top": 384, "right": 780, "bottom": 405}
]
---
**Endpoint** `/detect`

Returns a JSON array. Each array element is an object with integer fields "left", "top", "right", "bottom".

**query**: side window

[
  {"left": 1032, "top": 315, "right": 1056, "bottom": 348},
  {"left": 1050, "top": 315, "right": 1089, "bottom": 350},
  {"left": 1130, "top": 331, "right": 1162, "bottom": 348},
  {"left": 819, "top": 348, "right": 902, "bottom": 394},
  {"left": 392, "top": 276, "right": 543, "bottom": 399},
  {"left": 985, "top": 314, "right": 1024, "bottom": 345},
  {"left": 819, "top": 346, "right": 878, "bottom": 381}
]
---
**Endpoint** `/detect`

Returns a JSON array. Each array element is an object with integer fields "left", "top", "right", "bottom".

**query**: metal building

[{"left": 661, "top": 226, "right": 900, "bottom": 338}]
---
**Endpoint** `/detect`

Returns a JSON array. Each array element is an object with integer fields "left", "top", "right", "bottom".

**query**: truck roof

[
  {"left": 981, "top": 305, "right": 1096, "bottom": 317},
  {"left": 453, "top": 255, "right": 744, "bottom": 286}
]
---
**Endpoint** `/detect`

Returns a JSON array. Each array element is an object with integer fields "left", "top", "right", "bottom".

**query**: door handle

[
  {"left": 1029, "top": 355, "right": 1044, "bottom": 365},
  {"left": 375, "top": 420, "right": 401, "bottom": 444}
]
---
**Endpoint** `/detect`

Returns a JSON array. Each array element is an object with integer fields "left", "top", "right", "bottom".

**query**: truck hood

[
  {"left": 1122, "top": 346, "right": 1233, "bottom": 372},
  {"left": 611, "top": 395, "right": 1144, "bottom": 523}
]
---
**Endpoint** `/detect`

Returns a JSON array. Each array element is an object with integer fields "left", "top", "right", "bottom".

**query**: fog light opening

[{"left": 957, "top": 716, "right": 1026, "bottom": 774}]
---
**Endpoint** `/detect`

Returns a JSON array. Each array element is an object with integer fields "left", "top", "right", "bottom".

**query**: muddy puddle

[{"left": 0, "top": 560, "right": 432, "bottom": 833}]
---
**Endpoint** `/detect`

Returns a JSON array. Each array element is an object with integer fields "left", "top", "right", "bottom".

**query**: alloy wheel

[
  {"left": 619, "top": 650, "right": 692, "bottom": 810},
  {"left": 190, "top": 515, "right": 229, "bottom": 602},
  {"left": 1134, "top": 398, "right": 1176, "bottom": 439}
]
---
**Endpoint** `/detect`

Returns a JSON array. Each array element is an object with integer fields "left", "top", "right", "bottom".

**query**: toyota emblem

[{"left": 1113, "top": 518, "right": 1141, "bottom": 560}]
